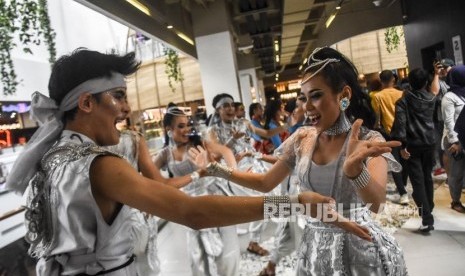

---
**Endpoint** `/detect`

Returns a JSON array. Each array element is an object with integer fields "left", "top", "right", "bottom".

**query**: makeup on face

[
  {"left": 221, "top": 102, "right": 234, "bottom": 109},
  {"left": 105, "top": 88, "right": 128, "bottom": 104},
  {"left": 301, "top": 74, "right": 341, "bottom": 129}
]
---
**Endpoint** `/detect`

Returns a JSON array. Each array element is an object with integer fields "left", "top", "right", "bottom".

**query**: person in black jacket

[{"left": 391, "top": 68, "right": 437, "bottom": 233}]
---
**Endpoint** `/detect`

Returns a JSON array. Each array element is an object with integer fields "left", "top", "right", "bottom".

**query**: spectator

[
  {"left": 431, "top": 58, "right": 455, "bottom": 176},
  {"left": 391, "top": 68, "right": 437, "bottom": 232},
  {"left": 441, "top": 65, "right": 465, "bottom": 213},
  {"left": 372, "top": 70, "right": 409, "bottom": 205},
  {"left": 234, "top": 102, "right": 246, "bottom": 119}
]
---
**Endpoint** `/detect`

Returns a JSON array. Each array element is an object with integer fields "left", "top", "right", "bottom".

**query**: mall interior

[{"left": 1, "top": 0, "right": 465, "bottom": 275}]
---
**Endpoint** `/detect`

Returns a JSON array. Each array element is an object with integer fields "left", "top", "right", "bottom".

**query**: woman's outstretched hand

[
  {"left": 343, "top": 119, "right": 401, "bottom": 178},
  {"left": 188, "top": 144, "right": 211, "bottom": 170},
  {"left": 299, "top": 191, "right": 372, "bottom": 242}
]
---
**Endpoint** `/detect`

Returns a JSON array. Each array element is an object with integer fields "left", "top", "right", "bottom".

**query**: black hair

[
  {"left": 49, "top": 48, "right": 141, "bottom": 122},
  {"left": 379, "top": 70, "right": 394, "bottom": 84},
  {"left": 249, "top": 102, "right": 262, "bottom": 120},
  {"left": 212, "top": 93, "right": 234, "bottom": 110},
  {"left": 234, "top": 102, "right": 244, "bottom": 109},
  {"left": 264, "top": 99, "right": 282, "bottom": 129},
  {"left": 303, "top": 47, "right": 376, "bottom": 129},
  {"left": 408, "top": 68, "right": 429, "bottom": 91},
  {"left": 284, "top": 99, "right": 297, "bottom": 114}
]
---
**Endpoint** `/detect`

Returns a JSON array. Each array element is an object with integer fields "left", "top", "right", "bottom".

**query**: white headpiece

[
  {"left": 301, "top": 47, "right": 340, "bottom": 85},
  {"left": 6, "top": 72, "right": 126, "bottom": 193}
]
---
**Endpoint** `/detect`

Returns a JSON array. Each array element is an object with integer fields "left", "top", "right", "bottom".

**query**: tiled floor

[
  {"left": 394, "top": 184, "right": 465, "bottom": 276},
  {"left": 157, "top": 181, "right": 465, "bottom": 275}
]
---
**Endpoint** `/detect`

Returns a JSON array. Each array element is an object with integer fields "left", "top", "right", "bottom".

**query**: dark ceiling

[{"left": 76, "top": 0, "right": 405, "bottom": 87}]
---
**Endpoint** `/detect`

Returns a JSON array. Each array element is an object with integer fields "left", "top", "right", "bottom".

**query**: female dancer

[
  {"left": 153, "top": 106, "right": 240, "bottom": 275},
  {"left": 207, "top": 94, "right": 288, "bottom": 256},
  {"left": 191, "top": 47, "right": 407, "bottom": 275}
]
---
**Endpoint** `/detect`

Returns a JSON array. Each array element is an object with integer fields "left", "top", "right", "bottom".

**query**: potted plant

[
  {"left": 0, "top": 0, "right": 56, "bottom": 96},
  {"left": 164, "top": 48, "right": 183, "bottom": 93},
  {"left": 384, "top": 26, "right": 404, "bottom": 54}
]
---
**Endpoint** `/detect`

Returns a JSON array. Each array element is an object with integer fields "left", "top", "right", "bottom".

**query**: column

[{"left": 191, "top": 0, "right": 241, "bottom": 116}]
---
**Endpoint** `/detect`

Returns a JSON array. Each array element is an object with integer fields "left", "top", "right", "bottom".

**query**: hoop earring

[{"left": 340, "top": 97, "right": 350, "bottom": 111}]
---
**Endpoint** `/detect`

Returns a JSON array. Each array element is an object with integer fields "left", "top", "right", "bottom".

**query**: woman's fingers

[
  {"left": 367, "top": 141, "right": 401, "bottom": 148},
  {"left": 331, "top": 218, "right": 372, "bottom": 242},
  {"left": 350, "top": 119, "right": 363, "bottom": 140}
]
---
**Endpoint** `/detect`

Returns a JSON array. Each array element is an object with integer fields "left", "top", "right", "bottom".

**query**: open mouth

[
  {"left": 305, "top": 113, "right": 321, "bottom": 126},
  {"left": 114, "top": 117, "right": 126, "bottom": 130}
]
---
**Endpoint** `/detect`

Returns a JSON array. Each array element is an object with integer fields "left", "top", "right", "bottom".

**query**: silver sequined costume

[
  {"left": 107, "top": 130, "right": 160, "bottom": 275},
  {"left": 208, "top": 119, "right": 272, "bottom": 243},
  {"left": 153, "top": 146, "right": 239, "bottom": 276},
  {"left": 275, "top": 126, "right": 408, "bottom": 276},
  {"left": 26, "top": 130, "right": 137, "bottom": 275}
]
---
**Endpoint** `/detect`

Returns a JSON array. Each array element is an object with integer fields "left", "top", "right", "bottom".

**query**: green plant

[
  {"left": 0, "top": 0, "right": 56, "bottom": 96},
  {"left": 164, "top": 48, "right": 183, "bottom": 92},
  {"left": 384, "top": 26, "right": 404, "bottom": 54}
]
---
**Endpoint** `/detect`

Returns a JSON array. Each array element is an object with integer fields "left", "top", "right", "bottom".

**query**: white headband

[
  {"left": 215, "top": 97, "right": 234, "bottom": 109},
  {"left": 6, "top": 72, "right": 126, "bottom": 194},
  {"left": 165, "top": 106, "right": 185, "bottom": 116},
  {"left": 59, "top": 72, "right": 126, "bottom": 112}
]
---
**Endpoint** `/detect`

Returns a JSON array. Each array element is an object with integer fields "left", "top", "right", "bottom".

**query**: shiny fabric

[
  {"left": 107, "top": 130, "right": 160, "bottom": 275},
  {"left": 208, "top": 120, "right": 270, "bottom": 243},
  {"left": 30, "top": 130, "right": 136, "bottom": 276},
  {"left": 275, "top": 126, "right": 407, "bottom": 276},
  {"left": 297, "top": 209, "right": 406, "bottom": 276},
  {"left": 153, "top": 146, "right": 239, "bottom": 276}
]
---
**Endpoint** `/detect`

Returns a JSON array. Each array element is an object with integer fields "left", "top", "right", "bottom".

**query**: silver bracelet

[
  {"left": 206, "top": 161, "right": 233, "bottom": 179},
  {"left": 253, "top": 151, "right": 263, "bottom": 160},
  {"left": 264, "top": 195, "right": 292, "bottom": 219},
  {"left": 348, "top": 164, "right": 370, "bottom": 189},
  {"left": 190, "top": 171, "right": 200, "bottom": 182}
]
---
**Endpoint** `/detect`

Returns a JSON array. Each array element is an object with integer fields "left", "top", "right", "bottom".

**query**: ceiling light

[
  {"left": 275, "top": 55, "right": 280, "bottom": 62},
  {"left": 274, "top": 43, "right": 279, "bottom": 51},
  {"left": 276, "top": 73, "right": 279, "bottom": 77},
  {"left": 167, "top": 25, "right": 173, "bottom": 29},
  {"left": 299, "top": 65, "right": 303, "bottom": 70},
  {"left": 303, "top": 58, "right": 308, "bottom": 64},
  {"left": 177, "top": 32, "right": 195, "bottom": 45},
  {"left": 336, "top": 5, "right": 341, "bottom": 10},
  {"left": 325, "top": 11, "right": 338, "bottom": 28},
  {"left": 126, "top": 0, "right": 151, "bottom": 16}
]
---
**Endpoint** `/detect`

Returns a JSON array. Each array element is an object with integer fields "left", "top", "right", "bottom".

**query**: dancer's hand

[
  {"left": 188, "top": 144, "right": 212, "bottom": 170},
  {"left": 299, "top": 191, "right": 372, "bottom": 242},
  {"left": 343, "top": 119, "right": 401, "bottom": 178}
]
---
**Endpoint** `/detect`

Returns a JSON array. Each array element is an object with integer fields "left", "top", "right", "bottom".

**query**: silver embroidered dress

[
  {"left": 27, "top": 130, "right": 137, "bottom": 275},
  {"left": 275, "top": 126, "right": 408, "bottom": 276}
]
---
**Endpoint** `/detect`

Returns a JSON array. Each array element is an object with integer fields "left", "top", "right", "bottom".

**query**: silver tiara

[
  {"left": 166, "top": 106, "right": 185, "bottom": 116},
  {"left": 301, "top": 47, "right": 340, "bottom": 84}
]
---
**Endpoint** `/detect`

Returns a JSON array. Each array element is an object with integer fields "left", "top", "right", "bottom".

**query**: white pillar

[{"left": 195, "top": 31, "right": 241, "bottom": 115}]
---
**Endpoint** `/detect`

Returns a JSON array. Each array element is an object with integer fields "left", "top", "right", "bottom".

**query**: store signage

[
  {"left": 1, "top": 103, "right": 30, "bottom": 113},
  {"left": 0, "top": 129, "right": 12, "bottom": 147},
  {"left": 288, "top": 82, "right": 301, "bottom": 90},
  {"left": 452, "top": 35, "right": 463, "bottom": 65}
]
